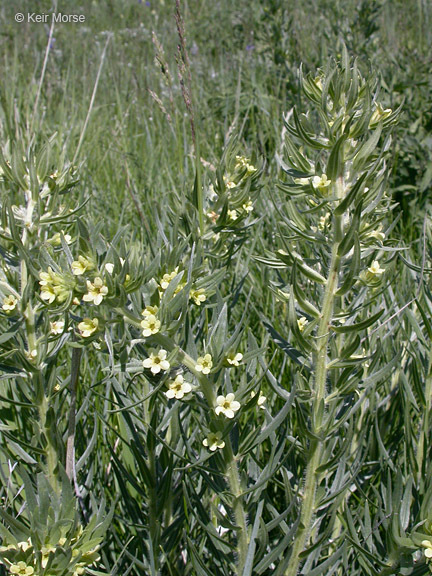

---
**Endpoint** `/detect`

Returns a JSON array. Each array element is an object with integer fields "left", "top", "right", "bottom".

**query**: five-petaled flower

[
  {"left": 227, "top": 352, "right": 243, "bottom": 366},
  {"left": 2, "top": 294, "right": 18, "bottom": 311},
  {"left": 190, "top": 288, "right": 206, "bottom": 306},
  {"left": 10, "top": 562, "right": 35, "bottom": 575},
  {"left": 203, "top": 431, "right": 225, "bottom": 451},
  {"left": 215, "top": 393, "right": 241, "bottom": 418},
  {"left": 195, "top": 354, "right": 213, "bottom": 374},
  {"left": 367, "top": 260, "right": 385, "bottom": 276},
  {"left": 312, "top": 173, "right": 331, "bottom": 193},
  {"left": 141, "top": 314, "right": 161, "bottom": 337},
  {"left": 50, "top": 320, "right": 65, "bottom": 335},
  {"left": 78, "top": 317, "right": 99, "bottom": 338},
  {"left": 165, "top": 374, "right": 192, "bottom": 399},
  {"left": 83, "top": 277, "right": 108, "bottom": 305},
  {"left": 71, "top": 255, "right": 94, "bottom": 276},
  {"left": 143, "top": 349, "right": 170, "bottom": 374}
]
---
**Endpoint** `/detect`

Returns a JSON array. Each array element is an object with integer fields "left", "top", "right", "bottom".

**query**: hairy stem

[{"left": 285, "top": 178, "right": 344, "bottom": 576}]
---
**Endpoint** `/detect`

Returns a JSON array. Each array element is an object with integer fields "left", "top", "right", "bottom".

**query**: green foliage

[{"left": 0, "top": 1, "right": 431, "bottom": 575}]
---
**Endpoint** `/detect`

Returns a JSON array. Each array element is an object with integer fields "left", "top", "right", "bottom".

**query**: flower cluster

[
  {"left": 39, "top": 267, "right": 74, "bottom": 304},
  {"left": 0, "top": 532, "right": 100, "bottom": 576}
]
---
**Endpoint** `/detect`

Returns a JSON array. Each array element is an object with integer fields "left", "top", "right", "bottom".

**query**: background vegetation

[{"left": 0, "top": 0, "right": 431, "bottom": 574}]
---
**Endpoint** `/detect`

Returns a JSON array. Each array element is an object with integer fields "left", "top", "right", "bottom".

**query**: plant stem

[
  {"left": 224, "top": 441, "right": 249, "bottom": 572},
  {"left": 285, "top": 179, "right": 344, "bottom": 576},
  {"left": 66, "top": 344, "right": 82, "bottom": 480}
]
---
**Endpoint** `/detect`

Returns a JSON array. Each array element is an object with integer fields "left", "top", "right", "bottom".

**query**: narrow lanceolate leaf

[
  {"left": 330, "top": 309, "right": 384, "bottom": 333},
  {"left": 242, "top": 500, "right": 264, "bottom": 576}
]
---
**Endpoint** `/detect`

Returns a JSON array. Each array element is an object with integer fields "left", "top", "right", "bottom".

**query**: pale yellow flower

[
  {"left": 142, "top": 305, "right": 159, "bottom": 317},
  {"left": 143, "top": 349, "right": 170, "bottom": 374},
  {"left": 190, "top": 288, "right": 206, "bottom": 306},
  {"left": 2, "top": 294, "right": 18, "bottom": 311},
  {"left": 17, "top": 540, "right": 32, "bottom": 552},
  {"left": 195, "top": 354, "right": 213, "bottom": 374},
  {"left": 318, "top": 213, "right": 331, "bottom": 231},
  {"left": 39, "top": 267, "right": 72, "bottom": 304},
  {"left": 422, "top": 540, "right": 432, "bottom": 559},
  {"left": 297, "top": 317, "right": 308, "bottom": 332},
  {"left": 312, "top": 174, "right": 331, "bottom": 193},
  {"left": 165, "top": 374, "right": 192, "bottom": 399},
  {"left": 235, "top": 155, "right": 257, "bottom": 174},
  {"left": 78, "top": 317, "right": 99, "bottom": 338},
  {"left": 159, "top": 268, "right": 179, "bottom": 291},
  {"left": 227, "top": 209, "right": 238, "bottom": 221},
  {"left": 83, "top": 277, "right": 108, "bottom": 305},
  {"left": 227, "top": 352, "right": 243, "bottom": 366},
  {"left": 203, "top": 431, "right": 225, "bottom": 451},
  {"left": 367, "top": 261, "right": 385, "bottom": 276},
  {"left": 223, "top": 175, "right": 236, "bottom": 189},
  {"left": 40, "top": 284, "right": 57, "bottom": 304},
  {"left": 215, "top": 393, "right": 241, "bottom": 418},
  {"left": 50, "top": 320, "right": 65, "bottom": 335},
  {"left": 141, "top": 314, "right": 161, "bottom": 337},
  {"left": 10, "top": 562, "right": 34, "bottom": 575},
  {"left": 49, "top": 231, "right": 72, "bottom": 246},
  {"left": 104, "top": 262, "right": 115, "bottom": 274},
  {"left": 242, "top": 200, "right": 253, "bottom": 213},
  {"left": 41, "top": 545, "right": 56, "bottom": 568},
  {"left": 251, "top": 390, "right": 266, "bottom": 409},
  {"left": 71, "top": 255, "right": 94, "bottom": 276}
]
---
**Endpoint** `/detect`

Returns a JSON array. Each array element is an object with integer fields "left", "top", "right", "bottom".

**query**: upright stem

[
  {"left": 224, "top": 442, "right": 249, "bottom": 572},
  {"left": 66, "top": 345, "right": 82, "bottom": 480},
  {"left": 285, "top": 178, "right": 344, "bottom": 576}
]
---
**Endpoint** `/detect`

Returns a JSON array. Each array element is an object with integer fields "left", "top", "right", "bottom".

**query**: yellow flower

[
  {"left": 50, "top": 320, "right": 65, "bottom": 335},
  {"left": 312, "top": 174, "right": 332, "bottom": 193},
  {"left": 41, "top": 545, "right": 56, "bottom": 568},
  {"left": 203, "top": 431, "right": 225, "bottom": 451},
  {"left": 71, "top": 255, "right": 94, "bottom": 276},
  {"left": 2, "top": 294, "right": 18, "bottom": 311},
  {"left": 242, "top": 200, "right": 253, "bottom": 213},
  {"left": 78, "top": 317, "right": 99, "bottom": 338},
  {"left": 142, "top": 305, "right": 159, "bottom": 317},
  {"left": 422, "top": 540, "right": 432, "bottom": 559},
  {"left": 83, "top": 277, "right": 108, "bottom": 305},
  {"left": 318, "top": 212, "right": 331, "bottom": 231},
  {"left": 10, "top": 562, "right": 34, "bottom": 575},
  {"left": 165, "top": 374, "right": 192, "bottom": 399},
  {"left": 223, "top": 175, "right": 236, "bottom": 189},
  {"left": 141, "top": 314, "right": 161, "bottom": 337},
  {"left": 48, "top": 231, "right": 72, "bottom": 246},
  {"left": 190, "top": 288, "right": 206, "bottom": 306},
  {"left": 159, "top": 267, "right": 179, "bottom": 291},
  {"left": 297, "top": 317, "right": 308, "bottom": 332},
  {"left": 227, "top": 209, "right": 238, "bottom": 221},
  {"left": 195, "top": 354, "right": 213, "bottom": 375},
  {"left": 235, "top": 155, "right": 257, "bottom": 174},
  {"left": 143, "top": 349, "right": 170, "bottom": 374},
  {"left": 251, "top": 390, "right": 266, "bottom": 409},
  {"left": 227, "top": 352, "right": 243, "bottom": 366},
  {"left": 215, "top": 393, "right": 241, "bottom": 418},
  {"left": 39, "top": 267, "right": 72, "bottom": 304},
  {"left": 367, "top": 260, "right": 385, "bottom": 276}
]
